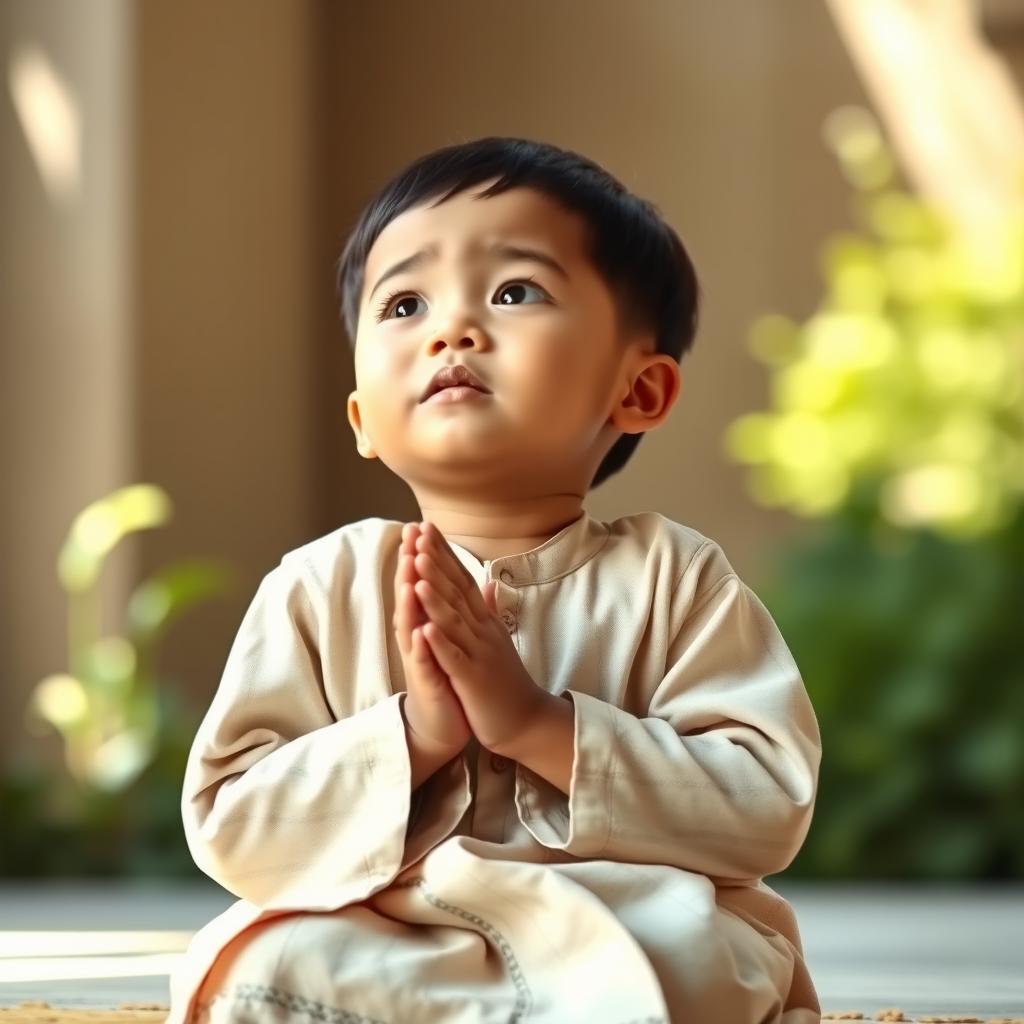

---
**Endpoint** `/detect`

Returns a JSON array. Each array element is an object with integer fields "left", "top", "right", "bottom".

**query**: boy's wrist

[
  {"left": 405, "top": 722, "right": 460, "bottom": 792},
  {"left": 399, "top": 692, "right": 464, "bottom": 757}
]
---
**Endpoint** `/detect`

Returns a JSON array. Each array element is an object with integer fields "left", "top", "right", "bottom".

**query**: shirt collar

[{"left": 445, "top": 508, "right": 610, "bottom": 587}]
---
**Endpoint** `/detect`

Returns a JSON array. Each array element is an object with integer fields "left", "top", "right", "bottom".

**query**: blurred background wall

[
  {"left": 2, "top": 1, "right": 137, "bottom": 762},
  {"left": 1, "top": 0, "right": 870, "bottom": 758},
  {"left": 2, "top": 0, "right": 1021, "bottom": 795}
]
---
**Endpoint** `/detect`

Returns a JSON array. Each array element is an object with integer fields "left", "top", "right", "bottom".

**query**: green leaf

[
  {"left": 126, "top": 560, "right": 237, "bottom": 640},
  {"left": 57, "top": 485, "right": 173, "bottom": 592}
]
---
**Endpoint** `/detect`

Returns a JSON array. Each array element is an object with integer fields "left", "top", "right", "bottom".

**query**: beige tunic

[{"left": 167, "top": 510, "right": 823, "bottom": 1024}]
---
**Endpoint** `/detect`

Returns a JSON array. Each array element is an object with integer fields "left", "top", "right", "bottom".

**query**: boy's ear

[
  {"left": 346, "top": 390, "right": 378, "bottom": 459},
  {"left": 609, "top": 354, "right": 683, "bottom": 436}
]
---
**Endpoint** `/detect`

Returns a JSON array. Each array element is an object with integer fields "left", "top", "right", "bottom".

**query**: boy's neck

[{"left": 415, "top": 493, "right": 586, "bottom": 565}]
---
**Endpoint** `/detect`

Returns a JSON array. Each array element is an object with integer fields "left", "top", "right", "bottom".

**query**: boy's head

[{"left": 337, "top": 137, "right": 700, "bottom": 494}]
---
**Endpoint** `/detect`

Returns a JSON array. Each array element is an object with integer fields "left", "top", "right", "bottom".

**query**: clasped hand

[{"left": 394, "top": 520, "right": 548, "bottom": 755}]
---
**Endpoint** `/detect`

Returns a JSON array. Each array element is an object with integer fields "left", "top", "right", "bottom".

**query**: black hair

[{"left": 335, "top": 136, "right": 700, "bottom": 489}]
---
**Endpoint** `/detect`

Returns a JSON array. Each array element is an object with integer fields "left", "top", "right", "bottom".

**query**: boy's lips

[{"left": 419, "top": 363, "right": 491, "bottom": 402}]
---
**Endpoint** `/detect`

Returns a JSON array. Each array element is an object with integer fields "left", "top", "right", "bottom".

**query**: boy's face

[{"left": 347, "top": 181, "right": 659, "bottom": 495}]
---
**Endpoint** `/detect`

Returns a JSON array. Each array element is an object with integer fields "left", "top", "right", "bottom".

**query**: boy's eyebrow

[{"left": 366, "top": 242, "right": 569, "bottom": 305}]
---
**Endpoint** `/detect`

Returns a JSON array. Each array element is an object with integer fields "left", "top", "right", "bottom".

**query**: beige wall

[
  {"left": 132, "top": 0, "right": 320, "bottom": 723},
  {"left": 1, "top": 0, "right": 135, "bottom": 760},
  {"left": 319, "top": 0, "right": 869, "bottom": 579},
  {"left": 3, "top": 0, "right": 919, "bottom": 752}
]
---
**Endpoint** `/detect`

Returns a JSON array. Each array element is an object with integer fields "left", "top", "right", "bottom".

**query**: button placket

[{"left": 494, "top": 566, "right": 517, "bottom": 633}]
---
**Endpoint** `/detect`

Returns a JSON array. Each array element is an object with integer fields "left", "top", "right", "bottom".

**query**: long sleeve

[
  {"left": 181, "top": 554, "right": 472, "bottom": 910},
  {"left": 513, "top": 539, "right": 821, "bottom": 884}
]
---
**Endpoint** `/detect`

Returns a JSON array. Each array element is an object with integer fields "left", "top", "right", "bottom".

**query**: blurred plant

[
  {"left": 726, "top": 107, "right": 1024, "bottom": 879},
  {"left": 726, "top": 106, "right": 1024, "bottom": 539},
  {"left": 0, "top": 484, "right": 237, "bottom": 876},
  {"left": 763, "top": 489, "right": 1024, "bottom": 879}
]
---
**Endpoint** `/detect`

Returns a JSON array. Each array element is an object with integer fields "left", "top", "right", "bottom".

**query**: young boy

[{"left": 168, "top": 137, "right": 822, "bottom": 1024}]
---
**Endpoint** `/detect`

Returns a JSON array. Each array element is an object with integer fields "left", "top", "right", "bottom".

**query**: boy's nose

[{"left": 422, "top": 317, "right": 490, "bottom": 355}]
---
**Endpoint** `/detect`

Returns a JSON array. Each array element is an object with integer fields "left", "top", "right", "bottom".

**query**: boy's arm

[
  {"left": 402, "top": 694, "right": 464, "bottom": 792},
  {"left": 504, "top": 540, "right": 822, "bottom": 884},
  {"left": 182, "top": 555, "right": 471, "bottom": 911},
  {"left": 496, "top": 691, "right": 575, "bottom": 797}
]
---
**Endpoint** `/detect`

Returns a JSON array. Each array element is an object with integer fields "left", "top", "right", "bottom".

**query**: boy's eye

[
  {"left": 495, "top": 279, "right": 547, "bottom": 307},
  {"left": 377, "top": 293, "right": 424, "bottom": 321},
  {"left": 374, "top": 278, "right": 548, "bottom": 322}
]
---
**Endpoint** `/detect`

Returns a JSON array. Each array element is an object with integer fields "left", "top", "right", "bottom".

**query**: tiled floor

[{"left": 0, "top": 880, "right": 1021, "bottom": 1018}]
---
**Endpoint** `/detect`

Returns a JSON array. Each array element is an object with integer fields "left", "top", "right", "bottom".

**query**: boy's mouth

[
  {"left": 420, "top": 363, "right": 491, "bottom": 402},
  {"left": 423, "top": 385, "right": 492, "bottom": 406}
]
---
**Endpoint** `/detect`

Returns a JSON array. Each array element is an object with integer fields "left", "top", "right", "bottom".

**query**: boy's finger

[
  {"left": 414, "top": 552, "right": 471, "bottom": 626},
  {"left": 396, "top": 581, "right": 414, "bottom": 655},
  {"left": 416, "top": 536, "right": 488, "bottom": 626},
  {"left": 394, "top": 530, "right": 411, "bottom": 604},
  {"left": 396, "top": 524, "right": 435, "bottom": 637},
  {"left": 404, "top": 551, "right": 429, "bottom": 629},
  {"left": 392, "top": 548, "right": 402, "bottom": 632},
  {"left": 416, "top": 528, "right": 468, "bottom": 597},
  {"left": 393, "top": 537, "right": 411, "bottom": 631},
  {"left": 420, "top": 522, "right": 482, "bottom": 597},
  {"left": 394, "top": 532, "right": 420, "bottom": 649}
]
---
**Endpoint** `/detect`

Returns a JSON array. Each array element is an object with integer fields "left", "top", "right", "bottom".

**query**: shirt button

[
  {"left": 500, "top": 610, "right": 516, "bottom": 633},
  {"left": 499, "top": 568, "right": 513, "bottom": 584},
  {"left": 490, "top": 753, "right": 508, "bottom": 772}
]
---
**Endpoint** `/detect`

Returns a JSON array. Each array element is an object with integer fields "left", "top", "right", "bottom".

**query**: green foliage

[
  {"left": 726, "top": 108, "right": 1024, "bottom": 879},
  {"left": 0, "top": 688, "right": 202, "bottom": 877},
  {"left": 725, "top": 108, "right": 1024, "bottom": 540},
  {"left": 761, "top": 479, "right": 1024, "bottom": 879},
  {"left": 0, "top": 484, "right": 237, "bottom": 877}
]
